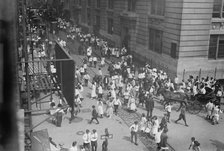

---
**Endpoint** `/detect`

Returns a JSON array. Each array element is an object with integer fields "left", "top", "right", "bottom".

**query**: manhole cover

[
  {"left": 81, "top": 108, "right": 91, "bottom": 113},
  {"left": 76, "top": 131, "right": 85, "bottom": 135}
]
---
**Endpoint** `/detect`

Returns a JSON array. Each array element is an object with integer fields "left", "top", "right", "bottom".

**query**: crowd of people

[{"left": 48, "top": 17, "right": 224, "bottom": 151}]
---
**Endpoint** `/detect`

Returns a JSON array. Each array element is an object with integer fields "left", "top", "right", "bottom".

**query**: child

[
  {"left": 83, "top": 73, "right": 90, "bottom": 87},
  {"left": 212, "top": 105, "right": 222, "bottom": 125},
  {"left": 101, "top": 57, "right": 105, "bottom": 67},
  {"left": 89, "top": 56, "right": 93, "bottom": 67},
  {"left": 212, "top": 112, "right": 220, "bottom": 125},
  {"left": 144, "top": 117, "right": 152, "bottom": 136},
  {"left": 139, "top": 113, "right": 147, "bottom": 132},
  {"left": 165, "top": 103, "right": 172, "bottom": 123},
  {"left": 89, "top": 105, "right": 99, "bottom": 124},
  {"left": 205, "top": 101, "right": 214, "bottom": 120},
  {"left": 189, "top": 137, "right": 201, "bottom": 151},
  {"left": 93, "top": 56, "right": 98, "bottom": 68},
  {"left": 97, "top": 99, "right": 104, "bottom": 118}
]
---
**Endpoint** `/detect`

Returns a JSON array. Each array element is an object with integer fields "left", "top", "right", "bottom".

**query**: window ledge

[
  {"left": 208, "top": 58, "right": 224, "bottom": 61},
  {"left": 73, "top": 5, "right": 82, "bottom": 10},
  {"left": 120, "top": 11, "right": 138, "bottom": 19},
  {"left": 148, "top": 13, "right": 165, "bottom": 20},
  {"left": 106, "top": 8, "right": 114, "bottom": 12},
  {"left": 211, "top": 18, "right": 224, "bottom": 23}
]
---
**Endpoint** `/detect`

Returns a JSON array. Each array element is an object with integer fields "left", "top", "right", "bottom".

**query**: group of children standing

[{"left": 205, "top": 101, "right": 222, "bottom": 125}]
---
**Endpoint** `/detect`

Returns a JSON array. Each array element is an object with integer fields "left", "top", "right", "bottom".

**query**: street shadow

[
  {"left": 123, "top": 136, "right": 131, "bottom": 142},
  {"left": 64, "top": 116, "right": 83, "bottom": 123},
  {"left": 172, "top": 120, "right": 189, "bottom": 127},
  {"left": 81, "top": 108, "right": 91, "bottom": 113},
  {"left": 154, "top": 105, "right": 165, "bottom": 112},
  {"left": 85, "top": 92, "right": 91, "bottom": 98},
  {"left": 210, "top": 139, "right": 224, "bottom": 151}
]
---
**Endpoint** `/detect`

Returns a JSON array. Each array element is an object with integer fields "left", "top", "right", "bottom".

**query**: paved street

[{"left": 31, "top": 31, "right": 224, "bottom": 151}]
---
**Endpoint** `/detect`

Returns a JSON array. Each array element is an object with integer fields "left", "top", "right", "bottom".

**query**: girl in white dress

[
  {"left": 97, "top": 99, "right": 104, "bottom": 118},
  {"left": 106, "top": 99, "right": 114, "bottom": 118},
  {"left": 128, "top": 96, "right": 136, "bottom": 112},
  {"left": 139, "top": 113, "right": 147, "bottom": 132},
  {"left": 151, "top": 116, "right": 159, "bottom": 136},
  {"left": 101, "top": 57, "right": 105, "bottom": 67},
  {"left": 91, "top": 82, "right": 97, "bottom": 99},
  {"left": 144, "top": 118, "right": 153, "bottom": 135}
]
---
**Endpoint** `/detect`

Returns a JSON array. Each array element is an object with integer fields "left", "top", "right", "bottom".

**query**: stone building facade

[{"left": 69, "top": 0, "right": 224, "bottom": 80}]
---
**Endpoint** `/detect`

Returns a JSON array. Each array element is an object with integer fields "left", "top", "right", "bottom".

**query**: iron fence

[{"left": 181, "top": 68, "right": 224, "bottom": 82}]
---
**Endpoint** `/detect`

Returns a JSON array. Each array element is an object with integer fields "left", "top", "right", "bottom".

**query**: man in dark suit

[{"left": 145, "top": 93, "right": 154, "bottom": 118}]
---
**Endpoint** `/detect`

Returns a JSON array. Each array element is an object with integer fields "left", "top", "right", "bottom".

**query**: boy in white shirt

[
  {"left": 165, "top": 103, "right": 172, "bottom": 123},
  {"left": 93, "top": 56, "right": 98, "bottom": 68},
  {"left": 205, "top": 101, "right": 214, "bottom": 120},
  {"left": 130, "top": 121, "right": 139, "bottom": 145}
]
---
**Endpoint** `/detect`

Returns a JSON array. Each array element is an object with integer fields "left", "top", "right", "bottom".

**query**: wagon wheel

[{"left": 187, "top": 100, "right": 202, "bottom": 114}]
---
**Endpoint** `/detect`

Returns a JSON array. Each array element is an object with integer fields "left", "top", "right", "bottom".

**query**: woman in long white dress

[
  {"left": 97, "top": 99, "right": 104, "bottom": 118},
  {"left": 91, "top": 82, "right": 97, "bottom": 99},
  {"left": 106, "top": 99, "right": 114, "bottom": 118},
  {"left": 128, "top": 96, "right": 136, "bottom": 112},
  {"left": 151, "top": 116, "right": 159, "bottom": 136}
]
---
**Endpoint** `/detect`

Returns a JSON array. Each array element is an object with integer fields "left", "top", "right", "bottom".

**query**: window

[
  {"left": 96, "top": 15, "right": 100, "bottom": 28},
  {"left": 87, "top": 9, "right": 91, "bottom": 25},
  {"left": 149, "top": 28, "right": 163, "bottom": 53},
  {"left": 151, "top": 0, "right": 165, "bottom": 16},
  {"left": 213, "top": 0, "right": 222, "bottom": 17},
  {"left": 108, "top": 0, "right": 114, "bottom": 9},
  {"left": 128, "top": 0, "right": 136, "bottom": 12},
  {"left": 78, "top": 0, "right": 81, "bottom": 6},
  {"left": 209, "top": 35, "right": 224, "bottom": 59},
  {"left": 87, "top": 0, "right": 91, "bottom": 6},
  {"left": 171, "top": 42, "right": 177, "bottom": 58},
  {"left": 223, "top": 4, "right": 224, "bottom": 17},
  {"left": 96, "top": 0, "right": 100, "bottom": 8},
  {"left": 108, "top": 18, "right": 113, "bottom": 34}
]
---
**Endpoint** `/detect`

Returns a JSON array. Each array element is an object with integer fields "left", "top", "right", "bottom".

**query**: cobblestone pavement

[{"left": 117, "top": 107, "right": 158, "bottom": 151}]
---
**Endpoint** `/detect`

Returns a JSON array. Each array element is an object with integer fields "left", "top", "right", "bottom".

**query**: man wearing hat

[
  {"left": 145, "top": 93, "right": 154, "bottom": 118},
  {"left": 89, "top": 105, "right": 99, "bottom": 124},
  {"left": 91, "top": 129, "right": 98, "bottom": 151},
  {"left": 83, "top": 129, "right": 91, "bottom": 150}
]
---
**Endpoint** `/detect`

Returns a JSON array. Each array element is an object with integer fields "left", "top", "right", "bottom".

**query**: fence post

[
  {"left": 199, "top": 68, "right": 201, "bottom": 80},
  {"left": 214, "top": 67, "right": 217, "bottom": 79},
  {"left": 183, "top": 69, "right": 185, "bottom": 81}
]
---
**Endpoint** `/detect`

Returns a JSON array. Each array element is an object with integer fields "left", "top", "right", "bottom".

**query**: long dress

[
  {"left": 151, "top": 119, "right": 159, "bottom": 135},
  {"left": 97, "top": 101, "right": 104, "bottom": 115},
  {"left": 91, "top": 83, "right": 97, "bottom": 98},
  {"left": 106, "top": 101, "right": 113, "bottom": 118},
  {"left": 128, "top": 97, "right": 136, "bottom": 111},
  {"left": 139, "top": 117, "right": 147, "bottom": 131},
  {"left": 144, "top": 121, "right": 152, "bottom": 134}
]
